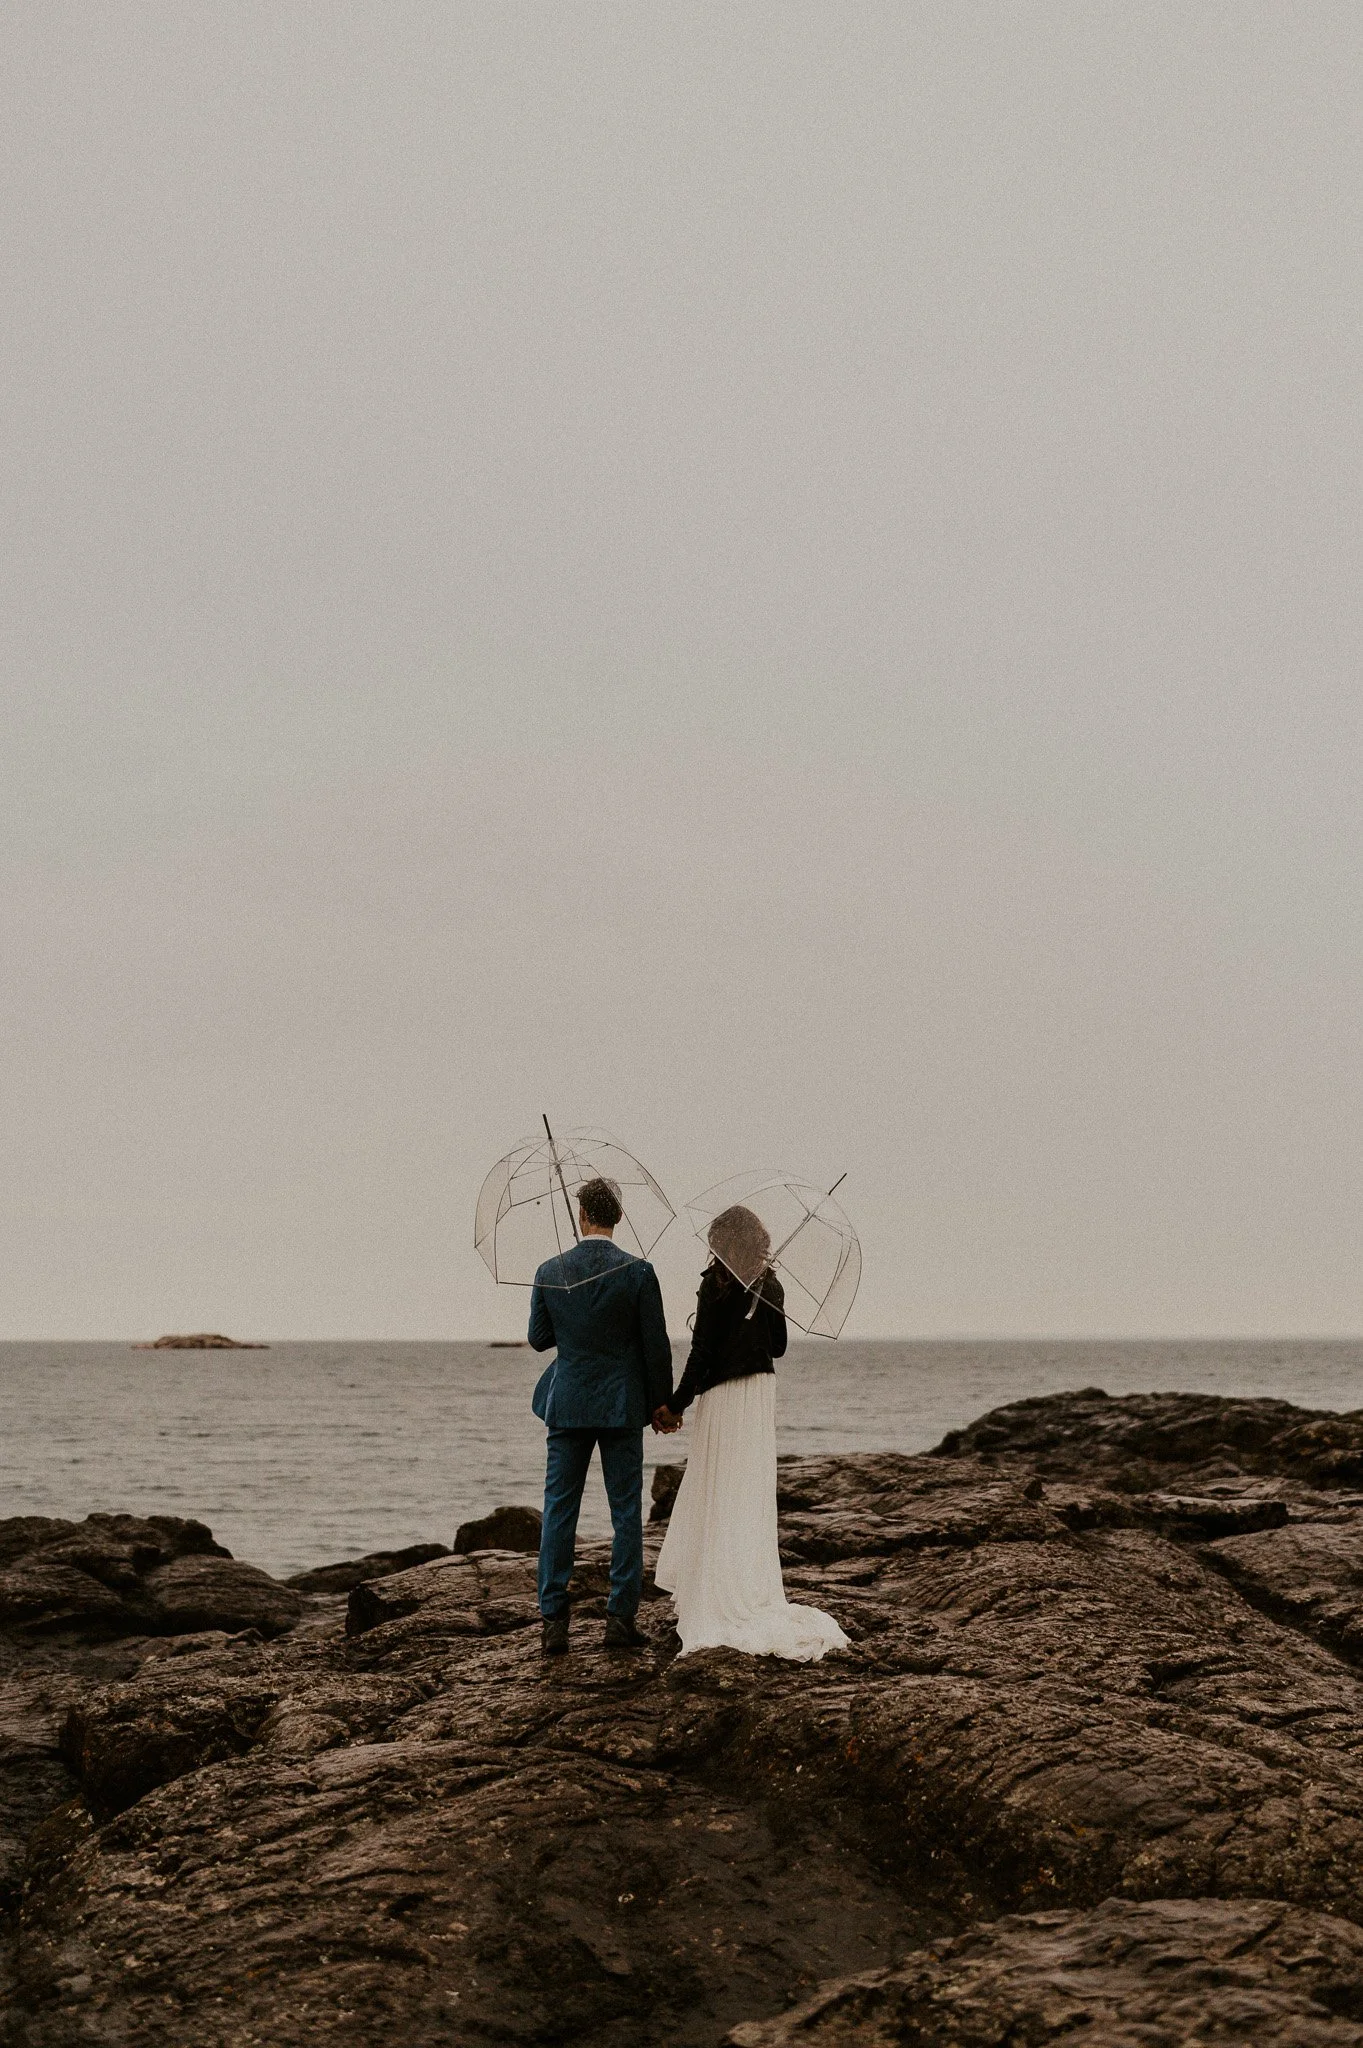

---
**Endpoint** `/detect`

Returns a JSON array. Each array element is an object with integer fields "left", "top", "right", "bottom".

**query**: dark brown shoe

[
  {"left": 603, "top": 1613, "right": 647, "bottom": 1650},
  {"left": 541, "top": 1615, "right": 569, "bottom": 1655}
]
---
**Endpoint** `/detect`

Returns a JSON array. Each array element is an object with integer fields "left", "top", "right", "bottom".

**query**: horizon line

[{"left": 4, "top": 1333, "right": 1363, "bottom": 1347}]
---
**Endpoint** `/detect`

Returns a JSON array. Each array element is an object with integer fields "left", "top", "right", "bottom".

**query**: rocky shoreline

[{"left": 9, "top": 1388, "right": 1363, "bottom": 2042}]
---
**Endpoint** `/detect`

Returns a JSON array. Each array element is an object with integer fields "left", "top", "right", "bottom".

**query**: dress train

[{"left": 655, "top": 1373, "right": 847, "bottom": 1662}]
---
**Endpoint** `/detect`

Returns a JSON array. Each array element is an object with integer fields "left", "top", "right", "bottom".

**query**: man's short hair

[{"left": 577, "top": 1176, "right": 624, "bottom": 1230}]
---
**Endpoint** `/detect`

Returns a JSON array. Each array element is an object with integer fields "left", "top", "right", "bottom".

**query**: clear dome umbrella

[
  {"left": 683, "top": 1169, "right": 861, "bottom": 1337},
  {"left": 475, "top": 1117, "right": 675, "bottom": 1290}
]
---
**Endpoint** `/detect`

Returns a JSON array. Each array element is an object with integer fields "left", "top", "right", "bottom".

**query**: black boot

[
  {"left": 541, "top": 1614, "right": 569, "bottom": 1656},
  {"left": 603, "top": 1612, "right": 647, "bottom": 1650}
]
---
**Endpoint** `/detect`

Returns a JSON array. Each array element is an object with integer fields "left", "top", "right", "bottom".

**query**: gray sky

[{"left": 3, "top": 3, "right": 1361, "bottom": 1340}]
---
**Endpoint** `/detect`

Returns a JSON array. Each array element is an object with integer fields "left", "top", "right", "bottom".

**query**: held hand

[{"left": 652, "top": 1405, "right": 682, "bottom": 1434}]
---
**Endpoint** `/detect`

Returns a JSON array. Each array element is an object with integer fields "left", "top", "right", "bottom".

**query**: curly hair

[{"left": 576, "top": 1176, "right": 624, "bottom": 1229}]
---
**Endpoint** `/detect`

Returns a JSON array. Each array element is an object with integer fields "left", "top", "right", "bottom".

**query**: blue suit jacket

[{"left": 528, "top": 1238, "right": 673, "bottom": 1431}]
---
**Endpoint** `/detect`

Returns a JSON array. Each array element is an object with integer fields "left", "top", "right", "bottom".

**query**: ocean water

[{"left": 4, "top": 1339, "right": 1362, "bottom": 1580}]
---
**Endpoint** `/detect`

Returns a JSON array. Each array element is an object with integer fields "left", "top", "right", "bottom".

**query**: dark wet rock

[
  {"left": 19, "top": 1603, "right": 939, "bottom": 2046},
  {"left": 59, "top": 1637, "right": 425, "bottom": 1817},
  {"left": 774, "top": 1453, "right": 1064, "bottom": 1561},
  {"left": 0, "top": 1524, "right": 83, "bottom": 1572},
  {"left": 452, "top": 1504, "right": 542, "bottom": 1554},
  {"left": 936, "top": 1386, "right": 1363, "bottom": 1489},
  {"left": 0, "top": 1637, "right": 146, "bottom": 1914},
  {"left": 726, "top": 1896, "right": 1363, "bottom": 2045},
  {"left": 1039, "top": 1486, "right": 1292, "bottom": 1540},
  {"left": 1206, "top": 1519, "right": 1363, "bottom": 1664},
  {"left": 1123, "top": 1490, "right": 1290, "bottom": 1539},
  {"left": 650, "top": 1463, "right": 685, "bottom": 1521},
  {"left": 62, "top": 1654, "right": 278, "bottom": 1816},
  {"left": 0, "top": 1514, "right": 233, "bottom": 1638},
  {"left": 286, "top": 1541, "right": 452, "bottom": 1594},
  {"left": 0, "top": 1685, "right": 79, "bottom": 1907},
  {"left": 139, "top": 1556, "right": 304, "bottom": 1638},
  {"left": 137, "top": 1629, "right": 249, "bottom": 1663},
  {"left": 0, "top": 1560, "right": 133, "bottom": 1637},
  {"left": 345, "top": 1548, "right": 546, "bottom": 1638},
  {"left": 14, "top": 1396, "right": 1363, "bottom": 2042}
]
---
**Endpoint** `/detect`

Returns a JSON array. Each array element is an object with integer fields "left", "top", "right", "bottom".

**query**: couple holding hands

[{"left": 528, "top": 1174, "right": 847, "bottom": 1662}]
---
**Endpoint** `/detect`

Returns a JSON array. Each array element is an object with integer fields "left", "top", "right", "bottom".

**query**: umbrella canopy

[
  {"left": 475, "top": 1121, "right": 675, "bottom": 1289},
  {"left": 683, "top": 1169, "right": 861, "bottom": 1337}
]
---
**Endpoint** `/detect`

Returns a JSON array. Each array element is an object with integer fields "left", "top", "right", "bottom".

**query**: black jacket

[{"left": 668, "top": 1264, "right": 788, "bottom": 1414}]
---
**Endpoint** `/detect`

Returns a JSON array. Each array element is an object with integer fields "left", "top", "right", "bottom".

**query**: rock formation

[
  {"left": 0, "top": 1515, "right": 301, "bottom": 1640},
  {"left": 451, "top": 1504, "right": 542, "bottom": 1555},
  {"left": 131, "top": 1335, "right": 269, "bottom": 1350},
  {"left": 285, "top": 1543, "right": 453, "bottom": 1596},
  {"left": 728, "top": 1898, "right": 1363, "bottom": 2045},
  {"left": 8, "top": 1388, "right": 1363, "bottom": 2042}
]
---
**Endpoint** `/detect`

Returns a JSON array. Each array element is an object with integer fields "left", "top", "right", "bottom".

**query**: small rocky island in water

[
  {"left": 9, "top": 1388, "right": 1363, "bottom": 2042},
  {"left": 131, "top": 1334, "right": 270, "bottom": 1351}
]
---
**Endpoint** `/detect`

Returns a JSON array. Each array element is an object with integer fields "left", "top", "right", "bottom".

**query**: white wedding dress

[{"left": 654, "top": 1372, "right": 848, "bottom": 1662}]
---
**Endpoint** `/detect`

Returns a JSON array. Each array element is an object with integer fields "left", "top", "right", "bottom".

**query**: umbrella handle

[{"left": 543, "top": 1113, "right": 580, "bottom": 1244}]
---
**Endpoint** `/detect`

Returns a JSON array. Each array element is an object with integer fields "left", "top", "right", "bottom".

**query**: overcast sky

[{"left": 3, "top": 3, "right": 1361, "bottom": 1340}]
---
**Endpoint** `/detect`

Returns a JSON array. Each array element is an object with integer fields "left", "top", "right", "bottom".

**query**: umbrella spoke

[
  {"left": 682, "top": 1169, "right": 860, "bottom": 1338},
  {"left": 475, "top": 1125, "right": 675, "bottom": 1290}
]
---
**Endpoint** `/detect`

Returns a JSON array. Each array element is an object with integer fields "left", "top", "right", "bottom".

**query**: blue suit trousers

[{"left": 539, "top": 1427, "right": 644, "bottom": 1620}]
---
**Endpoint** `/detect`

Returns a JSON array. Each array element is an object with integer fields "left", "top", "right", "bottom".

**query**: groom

[{"left": 528, "top": 1176, "right": 674, "bottom": 1654}]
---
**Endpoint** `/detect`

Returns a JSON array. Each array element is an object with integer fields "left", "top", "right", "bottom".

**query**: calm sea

[{"left": 5, "top": 1340, "right": 1362, "bottom": 1579}]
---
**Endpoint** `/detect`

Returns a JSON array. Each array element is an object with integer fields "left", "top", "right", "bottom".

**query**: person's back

[
  {"left": 653, "top": 1204, "right": 846, "bottom": 1663},
  {"left": 529, "top": 1236, "right": 670, "bottom": 1431},
  {"left": 527, "top": 1176, "right": 672, "bottom": 1654},
  {"left": 662, "top": 1261, "right": 787, "bottom": 1417}
]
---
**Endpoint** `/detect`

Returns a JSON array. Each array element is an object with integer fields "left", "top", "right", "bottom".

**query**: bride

[{"left": 652, "top": 1204, "right": 848, "bottom": 1662}]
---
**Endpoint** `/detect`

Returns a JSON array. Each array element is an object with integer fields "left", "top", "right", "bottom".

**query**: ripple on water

[{"left": 3, "top": 1338, "right": 1362, "bottom": 1577}]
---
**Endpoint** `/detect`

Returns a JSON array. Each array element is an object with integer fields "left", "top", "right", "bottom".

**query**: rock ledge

[{"left": 9, "top": 1388, "right": 1363, "bottom": 2044}]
